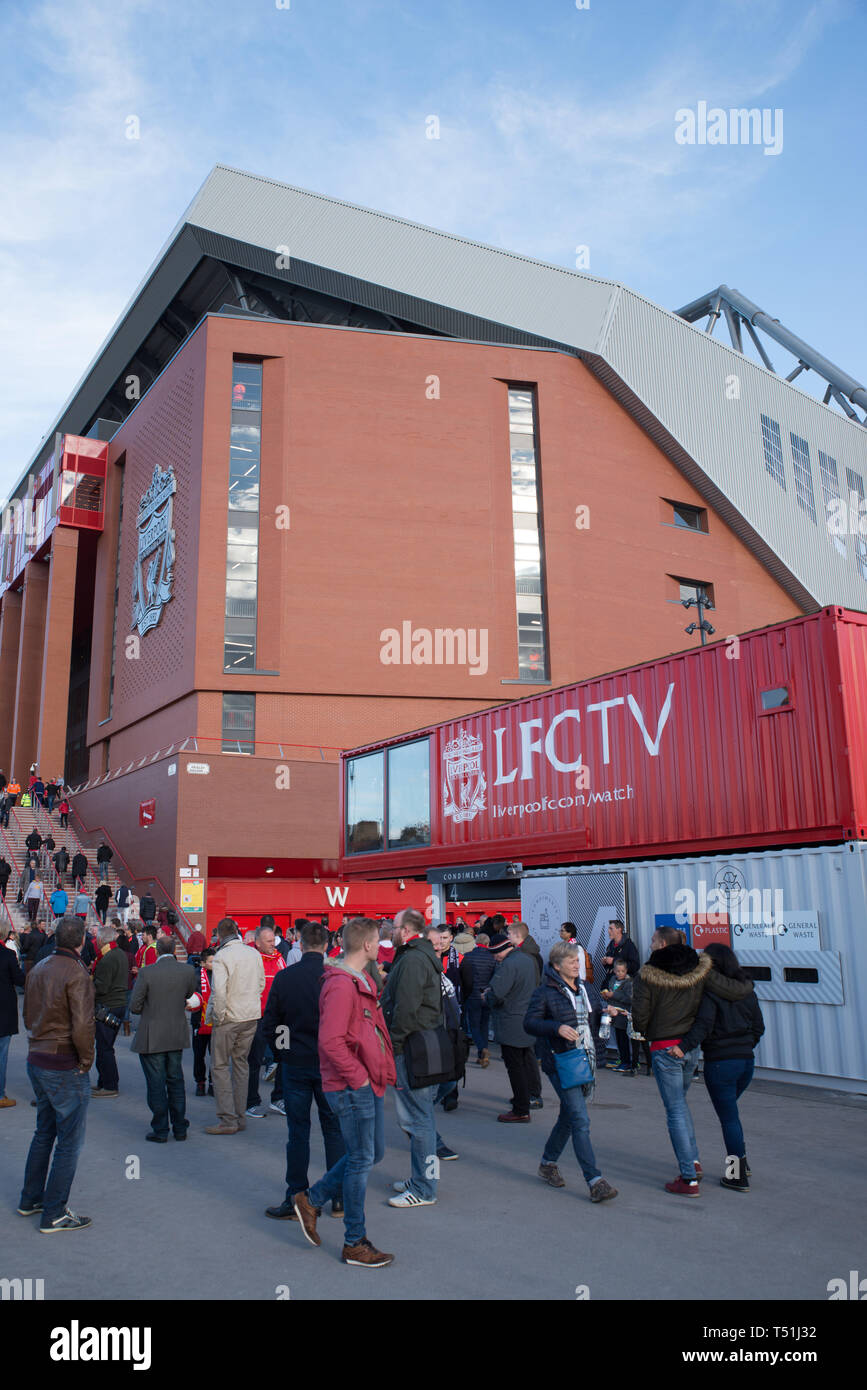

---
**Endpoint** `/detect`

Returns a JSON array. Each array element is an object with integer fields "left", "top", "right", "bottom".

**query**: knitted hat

[
  {"left": 453, "top": 932, "right": 475, "bottom": 953},
  {"left": 489, "top": 936, "right": 512, "bottom": 956}
]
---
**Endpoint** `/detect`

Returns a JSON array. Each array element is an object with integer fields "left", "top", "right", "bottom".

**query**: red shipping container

[{"left": 339, "top": 608, "right": 867, "bottom": 876}]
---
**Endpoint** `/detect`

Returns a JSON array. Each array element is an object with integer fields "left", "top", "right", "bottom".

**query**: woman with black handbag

[{"left": 524, "top": 942, "right": 618, "bottom": 1203}]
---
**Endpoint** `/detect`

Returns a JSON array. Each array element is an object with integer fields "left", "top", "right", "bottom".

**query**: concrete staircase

[{"left": 1, "top": 802, "right": 187, "bottom": 959}]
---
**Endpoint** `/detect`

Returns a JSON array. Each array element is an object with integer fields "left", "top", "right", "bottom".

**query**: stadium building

[{"left": 1, "top": 164, "right": 865, "bottom": 939}]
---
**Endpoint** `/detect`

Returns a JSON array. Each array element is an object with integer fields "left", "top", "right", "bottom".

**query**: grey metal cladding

[
  {"left": 190, "top": 227, "right": 573, "bottom": 352},
  {"left": 600, "top": 289, "right": 867, "bottom": 609},
  {"left": 185, "top": 166, "right": 617, "bottom": 349}
]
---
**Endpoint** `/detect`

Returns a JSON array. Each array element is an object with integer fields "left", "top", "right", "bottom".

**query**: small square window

[
  {"left": 670, "top": 502, "right": 707, "bottom": 532},
  {"left": 761, "top": 687, "right": 790, "bottom": 711},
  {"left": 669, "top": 576, "right": 714, "bottom": 607}
]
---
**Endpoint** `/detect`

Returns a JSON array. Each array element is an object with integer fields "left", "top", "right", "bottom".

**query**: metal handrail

[
  {"left": 66, "top": 736, "right": 342, "bottom": 793},
  {"left": 65, "top": 802, "right": 194, "bottom": 945}
]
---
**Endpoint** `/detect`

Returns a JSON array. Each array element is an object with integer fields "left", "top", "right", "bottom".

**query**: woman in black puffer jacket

[
  {"left": 524, "top": 943, "right": 617, "bottom": 1203},
  {"left": 675, "top": 942, "right": 764, "bottom": 1193}
]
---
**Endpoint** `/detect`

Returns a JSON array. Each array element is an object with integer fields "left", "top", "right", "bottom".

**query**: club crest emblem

[
  {"left": 442, "top": 728, "right": 486, "bottom": 824},
  {"left": 131, "top": 465, "right": 177, "bottom": 637}
]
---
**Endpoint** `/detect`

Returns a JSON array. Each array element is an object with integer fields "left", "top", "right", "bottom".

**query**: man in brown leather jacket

[{"left": 18, "top": 916, "right": 95, "bottom": 1233}]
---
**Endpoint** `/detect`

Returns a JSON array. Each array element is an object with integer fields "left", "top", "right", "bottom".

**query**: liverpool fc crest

[
  {"left": 131, "top": 465, "right": 177, "bottom": 637},
  {"left": 442, "top": 728, "right": 486, "bottom": 824}
]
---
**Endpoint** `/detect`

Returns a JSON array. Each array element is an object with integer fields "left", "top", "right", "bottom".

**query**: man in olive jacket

[
  {"left": 487, "top": 937, "right": 538, "bottom": 1122},
  {"left": 92, "top": 926, "right": 128, "bottom": 1098},
  {"left": 381, "top": 911, "right": 443, "bottom": 1207},
  {"left": 131, "top": 937, "right": 198, "bottom": 1141},
  {"left": 631, "top": 925, "right": 712, "bottom": 1196}
]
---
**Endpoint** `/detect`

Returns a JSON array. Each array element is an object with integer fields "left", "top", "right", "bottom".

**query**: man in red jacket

[{"left": 293, "top": 917, "right": 396, "bottom": 1268}]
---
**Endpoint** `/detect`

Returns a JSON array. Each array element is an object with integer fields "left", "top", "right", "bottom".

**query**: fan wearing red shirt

[
  {"left": 133, "top": 926, "right": 158, "bottom": 976},
  {"left": 192, "top": 948, "right": 215, "bottom": 1096},
  {"left": 244, "top": 925, "right": 287, "bottom": 1118}
]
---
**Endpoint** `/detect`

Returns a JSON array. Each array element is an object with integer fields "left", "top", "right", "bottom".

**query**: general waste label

[{"left": 773, "top": 911, "right": 820, "bottom": 951}]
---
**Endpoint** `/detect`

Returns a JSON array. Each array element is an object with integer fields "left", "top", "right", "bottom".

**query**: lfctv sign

[{"left": 492, "top": 683, "right": 675, "bottom": 783}]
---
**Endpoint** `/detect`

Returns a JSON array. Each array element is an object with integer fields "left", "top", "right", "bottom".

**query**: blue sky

[{"left": 0, "top": 0, "right": 864, "bottom": 495}]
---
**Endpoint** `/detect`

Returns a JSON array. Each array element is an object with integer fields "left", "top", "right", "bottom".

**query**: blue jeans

[
  {"left": 21, "top": 1064, "right": 90, "bottom": 1222},
  {"left": 542, "top": 1069, "right": 601, "bottom": 1186},
  {"left": 139, "top": 1050, "right": 188, "bottom": 1138},
  {"left": 652, "top": 1047, "right": 700, "bottom": 1179},
  {"left": 466, "top": 996, "right": 491, "bottom": 1057},
  {"left": 282, "top": 1066, "right": 346, "bottom": 1198},
  {"left": 309, "top": 1085, "right": 384, "bottom": 1247},
  {"left": 703, "top": 1057, "right": 754, "bottom": 1160},
  {"left": 393, "top": 1053, "right": 438, "bottom": 1200},
  {"left": 0, "top": 1033, "right": 10, "bottom": 1096},
  {"left": 98, "top": 863, "right": 109, "bottom": 881}
]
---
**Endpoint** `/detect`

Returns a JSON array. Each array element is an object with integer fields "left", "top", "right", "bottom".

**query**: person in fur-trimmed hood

[{"left": 631, "top": 925, "right": 712, "bottom": 1198}]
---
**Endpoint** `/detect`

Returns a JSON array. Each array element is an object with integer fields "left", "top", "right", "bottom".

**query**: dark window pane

[
  {"left": 761, "top": 687, "right": 790, "bottom": 710},
  {"left": 387, "top": 740, "right": 431, "bottom": 848},
  {"left": 346, "top": 752, "right": 384, "bottom": 853}
]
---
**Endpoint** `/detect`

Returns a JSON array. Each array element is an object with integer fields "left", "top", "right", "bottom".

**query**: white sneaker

[
  {"left": 387, "top": 1190, "right": 436, "bottom": 1208},
  {"left": 392, "top": 1179, "right": 411, "bottom": 1193},
  {"left": 245, "top": 1105, "right": 267, "bottom": 1118},
  {"left": 269, "top": 1100, "right": 285, "bottom": 1115}
]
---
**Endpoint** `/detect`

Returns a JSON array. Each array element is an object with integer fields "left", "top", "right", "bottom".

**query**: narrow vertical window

[
  {"left": 789, "top": 434, "right": 817, "bottom": 523},
  {"left": 508, "top": 387, "right": 548, "bottom": 681},
  {"left": 846, "top": 469, "right": 867, "bottom": 581},
  {"left": 818, "top": 451, "right": 846, "bottom": 557},
  {"left": 224, "top": 361, "right": 261, "bottom": 671},
  {"left": 760, "top": 414, "right": 786, "bottom": 489},
  {"left": 222, "top": 692, "right": 255, "bottom": 754},
  {"left": 108, "top": 459, "right": 125, "bottom": 715}
]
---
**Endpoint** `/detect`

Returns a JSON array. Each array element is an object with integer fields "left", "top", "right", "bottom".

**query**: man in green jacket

[
  {"left": 631, "top": 926, "right": 712, "bottom": 1198},
  {"left": 381, "top": 911, "right": 443, "bottom": 1208},
  {"left": 92, "top": 927, "right": 128, "bottom": 1098}
]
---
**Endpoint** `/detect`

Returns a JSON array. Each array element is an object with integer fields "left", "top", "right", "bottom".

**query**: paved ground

[{"left": 1, "top": 1029, "right": 864, "bottom": 1302}]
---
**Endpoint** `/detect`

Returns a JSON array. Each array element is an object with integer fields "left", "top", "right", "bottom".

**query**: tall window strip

[
  {"left": 789, "top": 434, "right": 817, "bottom": 523},
  {"left": 508, "top": 387, "right": 548, "bottom": 681},
  {"left": 818, "top": 451, "right": 846, "bottom": 557},
  {"left": 760, "top": 414, "right": 786, "bottom": 489},
  {"left": 224, "top": 362, "right": 262, "bottom": 670},
  {"left": 222, "top": 692, "right": 255, "bottom": 754},
  {"left": 108, "top": 461, "right": 126, "bottom": 715},
  {"left": 846, "top": 469, "right": 867, "bottom": 581}
]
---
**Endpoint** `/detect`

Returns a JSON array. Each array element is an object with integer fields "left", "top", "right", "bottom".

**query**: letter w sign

[{"left": 324, "top": 886, "right": 349, "bottom": 907}]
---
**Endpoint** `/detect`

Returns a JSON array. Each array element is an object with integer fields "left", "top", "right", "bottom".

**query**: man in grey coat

[
  {"left": 486, "top": 937, "right": 538, "bottom": 1123},
  {"left": 130, "top": 937, "right": 198, "bottom": 1142}
]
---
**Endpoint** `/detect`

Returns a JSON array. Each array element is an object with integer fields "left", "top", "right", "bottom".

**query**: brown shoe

[
  {"left": 237, "top": 1118, "right": 247, "bottom": 1131},
  {"left": 478, "top": 1049, "right": 490, "bottom": 1068},
  {"left": 342, "top": 1237, "right": 394, "bottom": 1267},
  {"left": 293, "top": 1191, "right": 321, "bottom": 1247},
  {"left": 122, "top": 1021, "right": 131, "bottom": 1037},
  {"left": 0, "top": 1096, "right": 16, "bottom": 1108},
  {"left": 538, "top": 1162, "right": 566, "bottom": 1188},
  {"left": 590, "top": 1178, "right": 618, "bottom": 1203},
  {"left": 497, "top": 1111, "right": 530, "bottom": 1123},
  {"left": 204, "top": 1124, "right": 239, "bottom": 1135}
]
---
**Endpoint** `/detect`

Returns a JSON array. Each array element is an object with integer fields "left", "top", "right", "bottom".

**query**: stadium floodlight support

[{"left": 674, "top": 284, "right": 867, "bottom": 427}]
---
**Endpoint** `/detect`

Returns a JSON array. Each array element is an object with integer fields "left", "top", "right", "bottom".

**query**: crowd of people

[{"left": 0, "top": 901, "right": 765, "bottom": 1267}]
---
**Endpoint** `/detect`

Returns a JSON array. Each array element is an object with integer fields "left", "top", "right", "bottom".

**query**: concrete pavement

[{"left": 1, "top": 1028, "right": 864, "bottom": 1302}]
